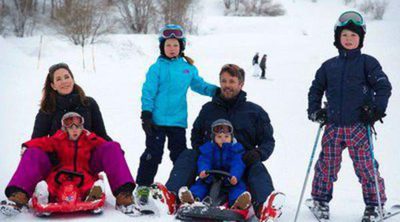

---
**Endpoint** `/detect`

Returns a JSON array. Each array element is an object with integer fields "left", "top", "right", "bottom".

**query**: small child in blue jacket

[{"left": 178, "top": 119, "right": 251, "bottom": 210}]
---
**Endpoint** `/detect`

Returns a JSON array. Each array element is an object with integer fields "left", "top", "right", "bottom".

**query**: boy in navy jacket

[{"left": 307, "top": 11, "right": 392, "bottom": 221}]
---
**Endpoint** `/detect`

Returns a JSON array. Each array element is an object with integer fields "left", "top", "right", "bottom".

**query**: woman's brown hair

[{"left": 40, "top": 63, "right": 88, "bottom": 113}]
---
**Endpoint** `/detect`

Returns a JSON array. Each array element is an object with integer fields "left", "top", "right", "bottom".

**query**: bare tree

[
  {"left": 226, "top": 0, "right": 285, "bottom": 17},
  {"left": 53, "top": 0, "right": 112, "bottom": 46},
  {"left": 358, "top": 0, "right": 388, "bottom": 20},
  {"left": 117, "top": 0, "right": 156, "bottom": 34},
  {"left": 9, "top": 0, "right": 36, "bottom": 37},
  {"left": 0, "top": 1, "right": 9, "bottom": 35},
  {"left": 158, "top": 0, "right": 197, "bottom": 33}
]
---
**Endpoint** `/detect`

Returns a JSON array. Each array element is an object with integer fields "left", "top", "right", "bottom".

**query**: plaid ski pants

[{"left": 311, "top": 123, "right": 387, "bottom": 206}]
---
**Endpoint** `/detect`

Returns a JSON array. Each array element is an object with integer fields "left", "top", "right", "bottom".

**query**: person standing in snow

[
  {"left": 307, "top": 11, "right": 392, "bottom": 221},
  {"left": 252, "top": 52, "right": 259, "bottom": 66},
  {"left": 178, "top": 119, "right": 251, "bottom": 210},
  {"left": 1, "top": 64, "right": 137, "bottom": 216},
  {"left": 260, "top": 54, "right": 267, "bottom": 79},
  {"left": 136, "top": 24, "right": 218, "bottom": 209}
]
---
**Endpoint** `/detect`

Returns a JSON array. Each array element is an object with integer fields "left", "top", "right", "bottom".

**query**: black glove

[
  {"left": 141, "top": 111, "right": 156, "bottom": 136},
  {"left": 360, "top": 105, "right": 386, "bottom": 125},
  {"left": 242, "top": 149, "right": 261, "bottom": 166},
  {"left": 309, "top": 108, "right": 328, "bottom": 125}
]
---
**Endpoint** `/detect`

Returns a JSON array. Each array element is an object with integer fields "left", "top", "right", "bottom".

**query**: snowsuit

[
  {"left": 6, "top": 130, "right": 135, "bottom": 198},
  {"left": 190, "top": 141, "right": 246, "bottom": 206},
  {"left": 32, "top": 92, "right": 111, "bottom": 141},
  {"left": 166, "top": 90, "right": 275, "bottom": 208},
  {"left": 308, "top": 48, "right": 392, "bottom": 206},
  {"left": 137, "top": 55, "right": 217, "bottom": 186},
  {"left": 260, "top": 56, "right": 266, "bottom": 79}
]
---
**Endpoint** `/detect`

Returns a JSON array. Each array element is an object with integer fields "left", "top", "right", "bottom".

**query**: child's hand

[
  {"left": 199, "top": 171, "right": 208, "bottom": 179},
  {"left": 230, "top": 176, "right": 238, "bottom": 185}
]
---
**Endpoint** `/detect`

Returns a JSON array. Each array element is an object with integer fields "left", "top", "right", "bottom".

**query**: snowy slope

[{"left": 0, "top": 0, "right": 399, "bottom": 221}]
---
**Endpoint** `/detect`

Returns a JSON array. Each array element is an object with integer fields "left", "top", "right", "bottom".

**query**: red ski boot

[{"left": 258, "top": 191, "right": 285, "bottom": 222}]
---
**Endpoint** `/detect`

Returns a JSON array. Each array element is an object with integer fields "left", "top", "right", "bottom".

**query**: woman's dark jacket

[{"left": 32, "top": 93, "right": 111, "bottom": 141}]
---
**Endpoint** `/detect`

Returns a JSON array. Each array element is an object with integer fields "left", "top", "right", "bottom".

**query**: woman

[{"left": 1, "top": 63, "right": 136, "bottom": 216}]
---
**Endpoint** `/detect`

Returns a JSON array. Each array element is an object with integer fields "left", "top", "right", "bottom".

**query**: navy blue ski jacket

[
  {"left": 308, "top": 49, "right": 392, "bottom": 126},
  {"left": 191, "top": 90, "right": 275, "bottom": 161}
]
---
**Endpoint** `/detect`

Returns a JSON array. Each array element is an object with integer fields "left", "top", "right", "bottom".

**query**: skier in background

[
  {"left": 260, "top": 54, "right": 267, "bottom": 79},
  {"left": 307, "top": 11, "right": 392, "bottom": 221},
  {"left": 252, "top": 52, "right": 261, "bottom": 77}
]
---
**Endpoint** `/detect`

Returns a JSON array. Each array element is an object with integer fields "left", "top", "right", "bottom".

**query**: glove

[
  {"left": 360, "top": 105, "right": 386, "bottom": 125},
  {"left": 141, "top": 111, "right": 156, "bottom": 136},
  {"left": 242, "top": 149, "right": 261, "bottom": 166},
  {"left": 309, "top": 108, "right": 328, "bottom": 125}
]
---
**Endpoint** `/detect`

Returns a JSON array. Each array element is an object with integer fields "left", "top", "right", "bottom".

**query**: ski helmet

[
  {"left": 334, "top": 11, "right": 366, "bottom": 49},
  {"left": 61, "top": 112, "right": 84, "bottom": 130},
  {"left": 210, "top": 119, "right": 234, "bottom": 139},
  {"left": 159, "top": 24, "right": 186, "bottom": 56}
]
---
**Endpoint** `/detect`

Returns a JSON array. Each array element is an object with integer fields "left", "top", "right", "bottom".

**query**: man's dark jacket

[{"left": 191, "top": 90, "right": 275, "bottom": 161}]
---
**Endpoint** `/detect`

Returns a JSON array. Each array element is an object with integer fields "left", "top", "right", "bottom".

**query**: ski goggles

[
  {"left": 62, "top": 116, "right": 84, "bottom": 128},
  {"left": 336, "top": 11, "right": 366, "bottom": 31},
  {"left": 212, "top": 125, "right": 233, "bottom": 134},
  {"left": 161, "top": 28, "right": 184, "bottom": 39}
]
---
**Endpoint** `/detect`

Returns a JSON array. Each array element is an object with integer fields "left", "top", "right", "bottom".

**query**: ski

[
  {"left": 382, "top": 205, "right": 400, "bottom": 221},
  {"left": 305, "top": 199, "right": 329, "bottom": 222}
]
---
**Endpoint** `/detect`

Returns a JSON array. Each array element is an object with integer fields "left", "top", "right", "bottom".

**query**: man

[{"left": 166, "top": 64, "right": 284, "bottom": 221}]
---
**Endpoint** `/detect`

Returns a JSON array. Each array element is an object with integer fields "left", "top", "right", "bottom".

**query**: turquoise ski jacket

[{"left": 141, "top": 56, "right": 217, "bottom": 128}]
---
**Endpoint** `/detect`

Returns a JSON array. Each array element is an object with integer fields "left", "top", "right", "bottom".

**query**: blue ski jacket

[
  {"left": 197, "top": 141, "right": 246, "bottom": 180},
  {"left": 141, "top": 56, "right": 217, "bottom": 128},
  {"left": 308, "top": 49, "right": 392, "bottom": 126}
]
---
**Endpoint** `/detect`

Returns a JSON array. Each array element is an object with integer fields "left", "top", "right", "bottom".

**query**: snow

[{"left": 1, "top": 0, "right": 399, "bottom": 221}]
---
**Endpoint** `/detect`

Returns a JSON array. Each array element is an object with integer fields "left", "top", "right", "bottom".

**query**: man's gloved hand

[
  {"left": 309, "top": 108, "right": 328, "bottom": 125},
  {"left": 141, "top": 111, "right": 156, "bottom": 136},
  {"left": 360, "top": 105, "right": 386, "bottom": 125},
  {"left": 242, "top": 149, "right": 261, "bottom": 166}
]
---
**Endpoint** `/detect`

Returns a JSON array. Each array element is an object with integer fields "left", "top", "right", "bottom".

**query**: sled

[{"left": 31, "top": 170, "right": 105, "bottom": 216}]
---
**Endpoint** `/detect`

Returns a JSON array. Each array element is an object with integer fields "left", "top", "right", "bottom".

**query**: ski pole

[
  {"left": 366, "top": 124, "right": 384, "bottom": 221},
  {"left": 294, "top": 124, "right": 324, "bottom": 222}
]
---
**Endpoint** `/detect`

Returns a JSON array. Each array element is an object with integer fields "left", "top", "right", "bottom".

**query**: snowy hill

[{"left": 1, "top": 0, "right": 399, "bottom": 221}]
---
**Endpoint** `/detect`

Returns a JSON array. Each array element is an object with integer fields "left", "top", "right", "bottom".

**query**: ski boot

[
  {"left": 258, "top": 191, "right": 285, "bottom": 222},
  {"left": 86, "top": 180, "right": 105, "bottom": 214},
  {"left": 361, "top": 205, "right": 386, "bottom": 222},
  {"left": 308, "top": 199, "right": 330, "bottom": 220},
  {"left": 134, "top": 186, "right": 159, "bottom": 214},
  {"left": 232, "top": 191, "right": 251, "bottom": 210},
  {"left": 0, "top": 191, "right": 29, "bottom": 216},
  {"left": 115, "top": 190, "right": 141, "bottom": 216},
  {"left": 178, "top": 186, "right": 195, "bottom": 205}
]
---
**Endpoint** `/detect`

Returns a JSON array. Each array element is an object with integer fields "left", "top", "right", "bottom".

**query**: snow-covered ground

[{"left": 1, "top": 0, "right": 399, "bottom": 221}]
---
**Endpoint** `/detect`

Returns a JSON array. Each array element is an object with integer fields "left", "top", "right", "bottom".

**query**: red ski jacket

[{"left": 23, "top": 129, "right": 106, "bottom": 196}]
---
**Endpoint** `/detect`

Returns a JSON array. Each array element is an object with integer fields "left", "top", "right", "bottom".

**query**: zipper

[
  {"left": 339, "top": 52, "right": 348, "bottom": 124},
  {"left": 73, "top": 140, "right": 78, "bottom": 172}
]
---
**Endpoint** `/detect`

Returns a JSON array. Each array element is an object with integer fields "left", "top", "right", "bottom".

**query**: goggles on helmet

[
  {"left": 335, "top": 11, "right": 366, "bottom": 32},
  {"left": 212, "top": 124, "right": 233, "bottom": 134},
  {"left": 62, "top": 113, "right": 84, "bottom": 128},
  {"left": 160, "top": 24, "right": 185, "bottom": 39}
]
